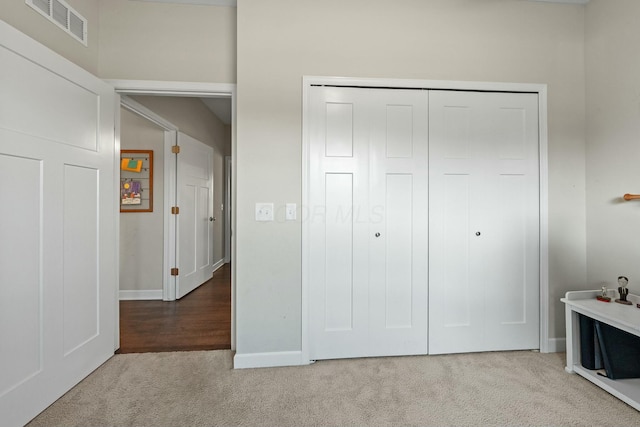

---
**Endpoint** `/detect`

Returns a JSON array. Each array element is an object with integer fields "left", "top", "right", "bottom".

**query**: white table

[{"left": 562, "top": 290, "right": 640, "bottom": 411}]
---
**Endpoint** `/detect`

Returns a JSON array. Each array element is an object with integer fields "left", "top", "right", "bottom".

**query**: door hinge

[
  {"left": 171, "top": 206, "right": 180, "bottom": 215},
  {"left": 171, "top": 268, "right": 179, "bottom": 276},
  {"left": 171, "top": 145, "right": 181, "bottom": 154}
]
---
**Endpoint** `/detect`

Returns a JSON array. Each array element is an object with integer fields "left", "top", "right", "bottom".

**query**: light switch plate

[
  {"left": 285, "top": 203, "right": 297, "bottom": 220},
  {"left": 255, "top": 203, "right": 274, "bottom": 221}
]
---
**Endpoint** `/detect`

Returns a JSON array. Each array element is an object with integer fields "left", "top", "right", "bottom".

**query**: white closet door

[
  {"left": 308, "top": 86, "right": 428, "bottom": 360},
  {"left": 428, "top": 90, "right": 540, "bottom": 355}
]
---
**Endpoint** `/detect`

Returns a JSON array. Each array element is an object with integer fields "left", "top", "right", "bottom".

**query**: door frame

[
  {"left": 301, "top": 76, "right": 550, "bottom": 362},
  {"left": 225, "top": 155, "right": 232, "bottom": 263},
  {"left": 110, "top": 80, "right": 237, "bottom": 350}
]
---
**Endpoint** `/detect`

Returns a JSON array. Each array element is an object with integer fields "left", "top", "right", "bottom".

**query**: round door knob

[
  {"left": 210, "top": 217, "right": 215, "bottom": 222},
  {"left": 375, "top": 232, "right": 381, "bottom": 238},
  {"left": 475, "top": 231, "right": 481, "bottom": 236}
]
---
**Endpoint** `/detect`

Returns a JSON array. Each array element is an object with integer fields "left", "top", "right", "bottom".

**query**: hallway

[{"left": 118, "top": 264, "right": 231, "bottom": 353}]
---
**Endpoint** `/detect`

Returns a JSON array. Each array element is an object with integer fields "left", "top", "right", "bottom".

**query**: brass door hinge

[
  {"left": 171, "top": 145, "right": 181, "bottom": 154},
  {"left": 171, "top": 206, "right": 180, "bottom": 215},
  {"left": 171, "top": 268, "right": 179, "bottom": 276}
]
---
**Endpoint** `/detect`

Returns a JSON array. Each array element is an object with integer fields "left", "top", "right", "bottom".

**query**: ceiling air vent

[{"left": 26, "top": 0, "right": 87, "bottom": 46}]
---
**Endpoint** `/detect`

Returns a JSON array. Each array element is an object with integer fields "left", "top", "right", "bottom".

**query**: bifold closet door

[
  {"left": 428, "top": 90, "right": 540, "bottom": 355},
  {"left": 308, "top": 86, "right": 428, "bottom": 360}
]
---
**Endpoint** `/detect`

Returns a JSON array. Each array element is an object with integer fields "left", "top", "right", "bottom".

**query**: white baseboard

[
  {"left": 546, "top": 337, "right": 566, "bottom": 353},
  {"left": 233, "top": 340, "right": 566, "bottom": 368},
  {"left": 233, "top": 351, "right": 309, "bottom": 369},
  {"left": 119, "top": 289, "right": 163, "bottom": 300},
  {"left": 121, "top": 261, "right": 224, "bottom": 301},
  {"left": 212, "top": 258, "right": 225, "bottom": 273}
]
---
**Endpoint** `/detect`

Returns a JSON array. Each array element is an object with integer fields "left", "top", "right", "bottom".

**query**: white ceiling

[
  {"left": 528, "top": 0, "right": 589, "bottom": 4},
  {"left": 133, "top": 0, "right": 590, "bottom": 6},
  {"left": 134, "top": 0, "right": 237, "bottom": 6}
]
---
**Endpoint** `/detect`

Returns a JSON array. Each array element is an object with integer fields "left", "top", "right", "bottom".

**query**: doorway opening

[{"left": 111, "top": 80, "right": 236, "bottom": 353}]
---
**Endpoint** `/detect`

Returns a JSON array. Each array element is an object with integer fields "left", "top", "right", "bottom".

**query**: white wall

[
  {"left": 131, "top": 96, "right": 231, "bottom": 265},
  {"left": 0, "top": 0, "right": 99, "bottom": 74},
  {"left": 585, "top": 0, "right": 640, "bottom": 294},
  {"left": 235, "top": 0, "right": 588, "bottom": 355},
  {"left": 119, "top": 108, "right": 166, "bottom": 295},
  {"left": 98, "top": 0, "right": 236, "bottom": 82}
]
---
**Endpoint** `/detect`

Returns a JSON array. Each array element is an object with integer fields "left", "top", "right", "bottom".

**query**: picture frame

[{"left": 120, "top": 149, "right": 153, "bottom": 212}]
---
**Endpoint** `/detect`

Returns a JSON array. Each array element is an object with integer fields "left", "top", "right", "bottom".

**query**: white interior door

[
  {"left": 176, "top": 132, "right": 215, "bottom": 299},
  {"left": 428, "top": 90, "right": 540, "bottom": 354},
  {"left": 0, "top": 21, "right": 117, "bottom": 427},
  {"left": 308, "top": 86, "right": 428, "bottom": 360}
]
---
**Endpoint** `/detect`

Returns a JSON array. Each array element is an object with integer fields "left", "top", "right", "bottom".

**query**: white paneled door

[
  {"left": 176, "top": 132, "right": 215, "bottom": 299},
  {"left": 0, "top": 21, "right": 117, "bottom": 426},
  {"left": 428, "top": 90, "right": 540, "bottom": 354},
  {"left": 308, "top": 86, "right": 429, "bottom": 360}
]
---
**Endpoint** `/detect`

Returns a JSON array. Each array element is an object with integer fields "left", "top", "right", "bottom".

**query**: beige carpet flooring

[{"left": 28, "top": 350, "right": 640, "bottom": 426}]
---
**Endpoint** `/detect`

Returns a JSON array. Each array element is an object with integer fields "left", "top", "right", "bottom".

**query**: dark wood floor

[{"left": 117, "top": 263, "right": 231, "bottom": 353}]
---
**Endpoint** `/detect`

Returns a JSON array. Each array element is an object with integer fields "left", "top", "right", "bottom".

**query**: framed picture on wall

[{"left": 120, "top": 149, "right": 153, "bottom": 212}]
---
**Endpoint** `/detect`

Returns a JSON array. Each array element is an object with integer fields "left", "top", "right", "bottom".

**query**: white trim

[
  {"left": 233, "top": 351, "right": 310, "bottom": 369},
  {"left": 546, "top": 337, "right": 566, "bottom": 353},
  {"left": 109, "top": 79, "right": 237, "bottom": 350},
  {"left": 538, "top": 87, "right": 551, "bottom": 353},
  {"left": 212, "top": 258, "right": 225, "bottom": 272},
  {"left": 303, "top": 75, "right": 548, "bottom": 93},
  {"left": 114, "top": 93, "right": 122, "bottom": 351},
  {"left": 119, "top": 290, "right": 163, "bottom": 300},
  {"left": 224, "top": 155, "right": 232, "bottom": 263},
  {"left": 106, "top": 79, "right": 236, "bottom": 98},
  {"left": 164, "top": 130, "right": 178, "bottom": 300},
  {"left": 301, "top": 76, "right": 550, "bottom": 362},
  {"left": 230, "top": 87, "right": 237, "bottom": 352},
  {"left": 301, "top": 79, "right": 311, "bottom": 364}
]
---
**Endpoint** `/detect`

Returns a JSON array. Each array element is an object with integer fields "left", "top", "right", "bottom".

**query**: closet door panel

[
  {"left": 309, "top": 86, "right": 428, "bottom": 360},
  {"left": 429, "top": 90, "right": 539, "bottom": 354},
  {"left": 324, "top": 173, "right": 355, "bottom": 331},
  {"left": 308, "top": 87, "right": 370, "bottom": 359},
  {"left": 369, "top": 89, "right": 428, "bottom": 356}
]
